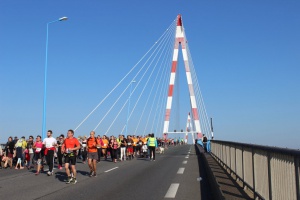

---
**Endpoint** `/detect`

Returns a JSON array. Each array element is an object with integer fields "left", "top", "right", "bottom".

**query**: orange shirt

[
  {"left": 87, "top": 137, "right": 98, "bottom": 153},
  {"left": 102, "top": 139, "right": 109, "bottom": 149},
  {"left": 142, "top": 138, "right": 148, "bottom": 144},
  {"left": 132, "top": 138, "right": 139, "bottom": 146},
  {"left": 63, "top": 137, "right": 80, "bottom": 153},
  {"left": 63, "top": 137, "right": 80, "bottom": 149}
]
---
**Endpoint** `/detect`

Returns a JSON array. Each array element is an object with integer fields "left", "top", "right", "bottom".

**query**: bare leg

[
  {"left": 92, "top": 159, "right": 97, "bottom": 172},
  {"left": 71, "top": 165, "right": 76, "bottom": 178},
  {"left": 88, "top": 159, "right": 93, "bottom": 171},
  {"left": 65, "top": 163, "right": 70, "bottom": 177}
]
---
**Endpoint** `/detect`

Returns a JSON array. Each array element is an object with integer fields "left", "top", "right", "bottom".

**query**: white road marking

[
  {"left": 177, "top": 168, "right": 185, "bottom": 174},
  {"left": 165, "top": 183, "right": 180, "bottom": 198},
  {"left": 183, "top": 161, "right": 187, "bottom": 164},
  {"left": 185, "top": 156, "right": 189, "bottom": 158},
  {"left": 104, "top": 167, "right": 119, "bottom": 173}
]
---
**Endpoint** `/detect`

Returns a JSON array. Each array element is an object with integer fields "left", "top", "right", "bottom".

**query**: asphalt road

[{"left": 0, "top": 145, "right": 208, "bottom": 200}]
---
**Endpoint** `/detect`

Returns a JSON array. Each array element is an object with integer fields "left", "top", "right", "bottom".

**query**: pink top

[{"left": 34, "top": 142, "right": 43, "bottom": 153}]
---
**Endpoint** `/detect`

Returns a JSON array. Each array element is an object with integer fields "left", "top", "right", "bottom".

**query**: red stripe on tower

[
  {"left": 171, "top": 61, "right": 177, "bottom": 72},
  {"left": 165, "top": 109, "right": 171, "bottom": 121},
  {"left": 192, "top": 108, "right": 199, "bottom": 120},
  {"left": 177, "top": 14, "right": 182, "bottom": 26},
  {"left": 168, "top": 85, "right": 174, "bottom": 96}
]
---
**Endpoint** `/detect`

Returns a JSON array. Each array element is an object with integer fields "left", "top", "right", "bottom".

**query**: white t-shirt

[{"left": 43, "top": 137, "right": 57, "bottom": 148}]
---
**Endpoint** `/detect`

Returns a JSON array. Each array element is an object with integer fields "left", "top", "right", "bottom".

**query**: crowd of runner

[{"left": 0, "top": 130, "right": 185, "bottom": 184}]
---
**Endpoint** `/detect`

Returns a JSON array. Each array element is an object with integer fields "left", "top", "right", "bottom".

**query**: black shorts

[
  {"left": 34, "top": 152, "right": 42, "bottom": 160},
  {"left": 64, "top": 155, "right": 76, "bottom": 165}
]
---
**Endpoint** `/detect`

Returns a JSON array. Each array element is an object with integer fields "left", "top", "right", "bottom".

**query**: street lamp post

[
  {"left": 42, "top": 17, "right": 68, "bottom": 139},
  {"left": 125, "top": 80, "right": 136, "bottom": 137}
]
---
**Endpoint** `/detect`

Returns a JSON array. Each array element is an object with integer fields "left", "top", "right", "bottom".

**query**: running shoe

[
  {"left": 89, "top": 170, "right": 94, "bottom": 177},
  {"left": 66, "top": 177, "right": 73, "bottom": 184},
  {"left": 35, "top": 172, "right": 40, "bottom": 175},
  {"left": 93, "top": 172, "right": 97, "bottom": 177},
  {"left": 71, "top": 178, "right": 77, "bottom": 184},
  {"left": 47, "top": 171, "right": 53, "bottom": 176}
]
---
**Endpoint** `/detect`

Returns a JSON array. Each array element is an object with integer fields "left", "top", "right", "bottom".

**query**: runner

[
  {"left": 132, "top": 135, "right": 139, "bottom": 158},
  {"left": 86, "top": 131, "right": 99, "bottom": 177},
  {"left": 62, "top": 129, "right": 81, "bottom": 184},
  {"left": 81, "top": 136, "right": 87, "bottom": 164},
  {"left": 4, "top": 137, "right": 14, "bottom": 169},
  {"left": 96, "top": 135, "right": 103, "bottom": 162},
  {"left": 43, "top": 130, "right": 57, "bottom": 176},
  {"left": 26, "top": 135, "right": 34, "bottom": 170},
  {"left": 57, "top": 134, "right": 65, "bottom": 169},
  {"left": 101, "top": 135, "right": 109, "bottom": 160},
  {"left": 126, "top": 135, "right": 134, "bottom": 160},
  {"left": 110, "top": 136, "right": 119, "bottom": 163},
  {"left": 15, "top": 136, "right": 26, "bottom": 169},
  {"left": 33, "top": 135, "right": 43, "bottom": 175},
  {"left": 120, "top": 135, "right": 127, "bottom": 161}
]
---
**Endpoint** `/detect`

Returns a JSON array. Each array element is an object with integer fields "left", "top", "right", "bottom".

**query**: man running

[
  {"left": 86, "top": 131, "right": 99, "bottom": 177},
  {"left": 43, "top": 130, "right": 57, "bottom": 176},
  {"left": 62, "top": 129, "right": 81, "bottom": 184}
]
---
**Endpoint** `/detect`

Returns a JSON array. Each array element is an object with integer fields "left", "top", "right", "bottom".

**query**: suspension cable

[{"left": 74, "top": 20, "right": 176, "bottom": 131}]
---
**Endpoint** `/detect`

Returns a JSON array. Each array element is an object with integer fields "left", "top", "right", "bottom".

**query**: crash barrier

[{"left": 210, "top": 140, "right": 300, "bottom": 200}]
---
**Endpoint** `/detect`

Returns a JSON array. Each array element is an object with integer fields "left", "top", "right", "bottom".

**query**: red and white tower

[{"left": 163, "top": 14, "right": 203, "bottom": 140}]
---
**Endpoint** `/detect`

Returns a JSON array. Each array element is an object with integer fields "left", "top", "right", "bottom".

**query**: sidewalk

[{"left": 197, "top": 145, "right": 252, "bottom": 200}]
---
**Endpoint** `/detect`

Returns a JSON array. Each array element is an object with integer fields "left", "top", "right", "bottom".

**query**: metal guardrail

[{"left": 210, "top": 140, "right": 300, "bottom": 200}]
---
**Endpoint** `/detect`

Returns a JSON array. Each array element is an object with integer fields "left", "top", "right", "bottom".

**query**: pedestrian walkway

[{"left": 198, "top": 145, "right": 252, "bottom": 200}]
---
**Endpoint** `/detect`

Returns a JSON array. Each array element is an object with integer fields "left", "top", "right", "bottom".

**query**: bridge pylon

[{"left": 163, "top": 14, "right": 203, "bottom": 141}]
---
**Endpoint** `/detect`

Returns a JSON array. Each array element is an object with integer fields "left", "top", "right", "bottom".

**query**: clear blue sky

[{"left": 0, "top": 1, "right": 299, "bottom": 148}]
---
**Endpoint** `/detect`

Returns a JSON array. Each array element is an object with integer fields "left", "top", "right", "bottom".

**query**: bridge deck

[{"left": 0, "top": 145, "right": 251, "bottom": 200}]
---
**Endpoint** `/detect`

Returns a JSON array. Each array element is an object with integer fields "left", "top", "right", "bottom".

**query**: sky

[{"left": 0, "top": 1, "right": 299, "bottom": 148}]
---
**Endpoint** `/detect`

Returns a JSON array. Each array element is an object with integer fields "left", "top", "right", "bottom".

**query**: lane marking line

[
  {"left": 177, "top": 168, "right": 185, "bottom": 174},
  {"left": 183, "top": 161, "right": 187, "bottom": 164},
  {"left": 104, "top": 167, "right": 119, "bottom": 173},
  {"left": 185, "top": 156, "right": 189, "bottom": 158},
  {"left": 165, "top": 183, "right": 180, "bottom": 198}
]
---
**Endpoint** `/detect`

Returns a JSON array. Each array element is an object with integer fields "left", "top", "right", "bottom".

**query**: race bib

[
  {"left": 104, "top": 144, "right": 107, "bottom": 146},
  {"left": 46, "top": 143, "right": 52, "bottom": 148},
  {"left": 29, "top": 148, "right": 34, "bottom": 154},
  {"left": 139, "top": 142, "right": 142, "bottom": 145},
  {"left": 36, "top": 148, "right": 41, "bottom": 152},
  {"left": 128, "top": 142, "right": 132, "bottom": 145}
]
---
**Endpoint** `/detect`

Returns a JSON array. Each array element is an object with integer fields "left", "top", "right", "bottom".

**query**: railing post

[
  {"left": 268, "top": 152, "right": 272, "bottom": 200},
  {"left": 295, "top": 156, "right": 300, "bottom": 200},
  {"left": 242, "top": 146, "right": 244, "bottom": 188},
  {"left": 252, "top": 147, "right": 256, "bottom": 199},
  {"left": 235, "top": 144, "right": 237, "bottom": 180}
]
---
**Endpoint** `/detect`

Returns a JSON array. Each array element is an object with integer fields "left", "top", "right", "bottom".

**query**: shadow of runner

[{"left": 55, "top": 172, "right": 67, "bottom": 182}]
